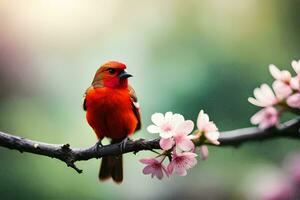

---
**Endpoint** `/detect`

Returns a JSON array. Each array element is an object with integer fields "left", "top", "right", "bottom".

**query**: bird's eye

[{"left": 107, "top": 68, "right": 116, "bottom": 75}]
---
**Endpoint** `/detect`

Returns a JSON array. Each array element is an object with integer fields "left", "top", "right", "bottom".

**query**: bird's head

[{"left": 92, "top": 61, "right": 132, "bottom": 88}]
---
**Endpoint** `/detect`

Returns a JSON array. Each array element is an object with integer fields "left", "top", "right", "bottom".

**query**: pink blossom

[
  {"left": 197, "top": 110, "right": 218, "bottom": 132},
  {"left": 248, "top": 84, "right": 277, "bottom": 107},
  {"left": 250, "top": 107, "right": 279, "bottom": 129},
  {"left": 291, "top": 60, "right": 300, "bottom": 75},
  {"left": 268, "top": 65, "right": 293, "bottom": 100},
  {"left": 140, "top": 157, "right": 168, "bottom": 180},
  {"left": 269, "top": 64, "right": 291, "bottom": 83},
  {"left": 199, "top": 145, "right": 209, "bottom": 160},
  {"left": 167, "top": 151, "right": 197, "bottom": 176},
  {"left": 196, "top": 110, "right": 220, "bottom": 145},
  {"left": 287, "top": 93, "right": 300, "bottom": 108},
  {"left": 159, "top": 120, "right": 195, "bottom": 151},
  {"left": 147, "top": 112, "right": 185, "bottom": 138},
  {"left": 248, "top": 81, "right": 292, "bottom": 107},
  {"left": 248, "top": 84, "right": 281, "bottom": 107}
]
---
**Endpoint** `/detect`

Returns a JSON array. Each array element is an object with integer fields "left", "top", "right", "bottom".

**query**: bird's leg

[
  {"left": 94, "top": 140, "right": 103, "bottom": 152},
  {"left": 119, "top": 137, "right": 132, "bottom": 153}
]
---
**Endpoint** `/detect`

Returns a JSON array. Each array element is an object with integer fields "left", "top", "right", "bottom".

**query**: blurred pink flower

[
  {"left": 199, "top": 145, "right": 209, "bottom": 160},
  {"left": 262, "top": 181, "right": 294, "bottom": 200},
  {"left": 248, "top": 84, "right": 278, "bottom": 107},
  {"left": 269, "top": 64, "right": 291, "bottom": 83},
  {"left": 140, "top": 157, "right": 168, "bottom": 180},
  {"left": 250, "top": 107, "right": 279, "bottom": 129},
  {"left": 284, "top": 153, "right": 300, "bottom": 187},
  {"left": 272, "top": 80, "right": 292, "bottom": 101},
  {"left": 147, "top": 112, "right": 185, "bottom": 138},
  {"left": 292, "top": 60, "right": 300, "bottom": 75},
  {"left": 287, "top": 93, "right": 300, "bottom": 108},
  {"left": 159, "top": 120, "right": 195, "bottom": 151},
  {"left": 167, "top": 151, "right": 197, "bottom": 176}
]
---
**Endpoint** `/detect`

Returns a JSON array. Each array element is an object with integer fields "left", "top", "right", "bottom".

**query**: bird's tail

[{"left": 99, "top": 140, "right": 123, "bottom": 183}]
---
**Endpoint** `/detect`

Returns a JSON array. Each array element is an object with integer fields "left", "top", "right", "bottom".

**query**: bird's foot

[
  {"left": 119, "top": 137, "right": 131, "bottom": 153},
  {"left": 94, "top": 140, "right": 103, "bottom": 152}
]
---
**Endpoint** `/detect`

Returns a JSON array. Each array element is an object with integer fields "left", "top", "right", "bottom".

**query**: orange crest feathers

[{"left": 102, "top": 61, "right": 126, "bottom": 70}]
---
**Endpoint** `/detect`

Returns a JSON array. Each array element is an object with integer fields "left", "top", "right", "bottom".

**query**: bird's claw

[
  {"left": 119, "top": 137, "right": 131, "bottom": 153},
  {"left": 94, "top": 140, "right": 103, "bottom": 152}
]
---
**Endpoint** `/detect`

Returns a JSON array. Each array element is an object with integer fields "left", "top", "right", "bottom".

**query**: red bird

[{"left": 83, "top": 61, "right": 141, "bottom": 183}]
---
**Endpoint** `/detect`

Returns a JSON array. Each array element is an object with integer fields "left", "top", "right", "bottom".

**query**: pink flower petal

[
  {"left": 248, "top": 97, "right": 267, "bottom": 107},
  {"left": 272, "top": 80, "right": 292, "bottom": 100},
  {"left": 175, "top": 167, "right": 187, "bottom": 176},
  {"left": 287, "top": 93, "right": 300, "bottom": 108},
  {"left": 250, "top": 107, "right": 278, "bottom": 129},
  {"left": 254, "top": 88, "right": 269, "bottom": 103},
  {"left": 269, "top": 64, "right": 291, "bottom": 82},
  {"left": 168, "top": 151, "right": 197, "bottom": 177},
  {"left": 167, "top": 162, "right": 174, "bottom": 175},
  {"left": 290, "top": 77, "right": 300, "bottom": 90},
  {"left": 199, "top": 145, "right": 209, "bottom": 160},
  {"left": 143, "top": 165, "right": 155, "bottom": 175},
  {"left": 140, "top": 158, "right": 156, "bottom": 165},
  {"left": 280, "top": 70, "right": 292, "bottom": 82},
  {"left": 147, "top": 125, "right": 160, "bottom": 134},
  {"left": 159, "top": 130, "right": 174, "bottom": 139},
  {"left": 159, "top": 138, "right": 174, "bottom": 150},
  {"left": 148, "top": 112, "right": 189, "bottom": 139},
  {"left": 260, "top": 84, "right": 277, "bottom": 103},
  {"left": 197, "top": 110, "right": 209, "bottom": 131},
  {"left": 172, "top": 113, "right": 185, "bottom": 126},
  {"left": 205, "top": 131, "right": 220, "bottom": 145},
  {"left": 250, "top": 110, "right": 264, "bottom": 124},
  {"left": 292, "top": 60, "right": 300, "bottom": 74},
  {"left": 196, "top": 110, "right": 219, "bottom": 139},
  {"left": 205, "top": 122, "right": 218, "bottom": 132},
  {"left": 176, "top": 137, "right": 195, "bottom": 152},
  {"left": 155, "top": 168, "right": 164, "bottom": 180},
  {"left": 269, "top": 64, "right": 282, "bottom": 80},
  {"left": 151, "top": 113, "right": 165, "bottom": 126},
  {"left": 249, "top": 84, "right": 277, "bottom": 107},
  {"left": 164, "top": 112, "right": 173, "bottom": 121},
  {"left": 140, "top": 157, "right": 167, "bottom": 180},
  {"left": 176, "top": 120, "right": 194, "bottom": 135}
]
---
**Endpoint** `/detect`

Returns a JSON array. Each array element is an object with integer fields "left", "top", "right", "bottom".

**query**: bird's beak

[{"left": 119, "top": 70, "right": 133, "bottom": 79}]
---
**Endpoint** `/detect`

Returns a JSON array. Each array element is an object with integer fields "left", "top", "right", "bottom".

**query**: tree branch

[
  {"left": 219, "top": 118, "right": 300, "bottom": 146},
  {"left": 0, "top": 118, "right": 300, "bottom": 173}
]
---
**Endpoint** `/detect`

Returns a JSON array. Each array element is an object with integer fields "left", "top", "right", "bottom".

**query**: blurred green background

[{"left": 0, "top": 0, "right": 299, "bottom": 199}]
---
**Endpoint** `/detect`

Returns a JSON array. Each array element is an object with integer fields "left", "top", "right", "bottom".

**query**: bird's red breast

[{"left": 85, "top": 87, "right": 138, "bottom": 140}]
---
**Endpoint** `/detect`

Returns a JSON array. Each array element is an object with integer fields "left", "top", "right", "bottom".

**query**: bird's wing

[
  {"left": 129, "top": 85, "right": 141, "bottom": 131},
  {"left": 83, "top": 86, "right": 94, "bottom": 111}
]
